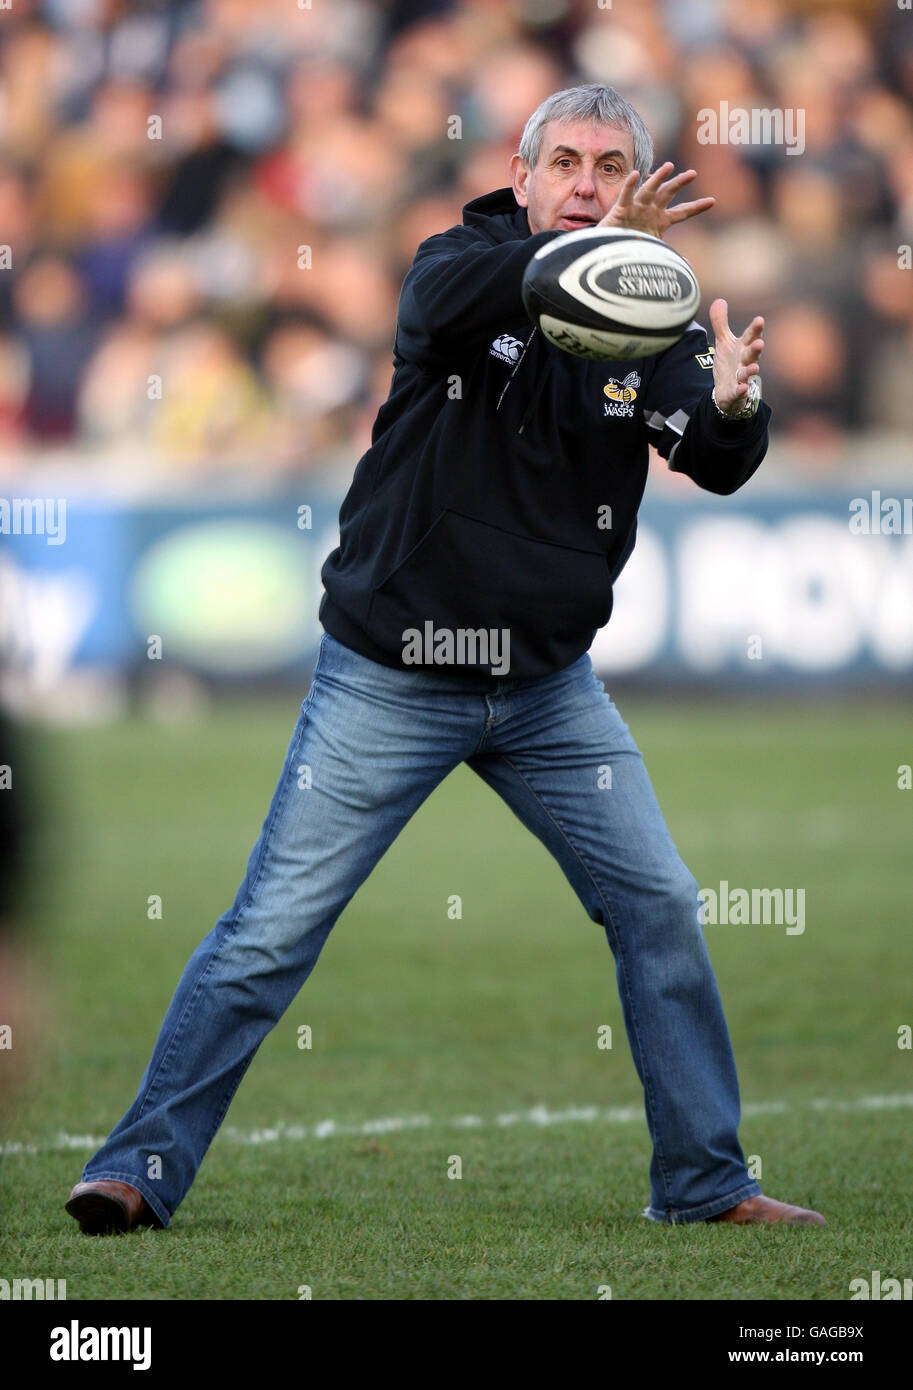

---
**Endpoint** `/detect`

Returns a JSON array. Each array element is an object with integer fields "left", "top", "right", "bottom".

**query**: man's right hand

[{"left": 598, "top": 162, "right": 715, "bottom": 240}]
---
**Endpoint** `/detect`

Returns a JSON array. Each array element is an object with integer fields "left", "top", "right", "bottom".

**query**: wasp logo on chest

[{"left": 603, "top": 371, "right": 641, "bottom": 418}]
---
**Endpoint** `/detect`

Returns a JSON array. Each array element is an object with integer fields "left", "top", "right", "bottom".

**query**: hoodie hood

[{"left": 461, "top": 187, "right": 531, "bottom": 243}]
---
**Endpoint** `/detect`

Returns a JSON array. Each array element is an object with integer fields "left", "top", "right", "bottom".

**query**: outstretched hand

[
  {"left": 597, "top": 162, "right": 715, "bottom": 240},
  {"left": 709, "top": 299, "right": 764, "bottom": 415}
]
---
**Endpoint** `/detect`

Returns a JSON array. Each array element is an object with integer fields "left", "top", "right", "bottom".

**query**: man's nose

[{"left": 573, "top": 165, "right": 596, "bottom": 197}]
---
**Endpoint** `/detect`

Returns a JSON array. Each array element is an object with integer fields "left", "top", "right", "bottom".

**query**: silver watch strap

[{"left": 712, "top": 376, "right": 761, "bottom": 419}]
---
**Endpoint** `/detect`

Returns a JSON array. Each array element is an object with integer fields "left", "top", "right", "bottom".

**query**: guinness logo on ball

[{"left": 588, "top": 261, "right": 691, "bottom": 302}]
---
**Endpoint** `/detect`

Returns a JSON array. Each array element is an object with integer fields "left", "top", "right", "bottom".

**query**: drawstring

[
  {"left": 518, "top": 348, "right": 553, "bottom": 435},
  {"left": 495, "top": 325, "right": 538, "bottom": 414}
]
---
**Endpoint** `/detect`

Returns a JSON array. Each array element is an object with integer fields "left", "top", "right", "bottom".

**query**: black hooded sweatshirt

[{"left": 319, "top": 187, "right": 771, "bottom": 679}]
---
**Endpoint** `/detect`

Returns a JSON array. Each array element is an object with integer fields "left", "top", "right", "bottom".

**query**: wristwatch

[{"left": 712, "top": 376, "right": 761, "bottom": 420}]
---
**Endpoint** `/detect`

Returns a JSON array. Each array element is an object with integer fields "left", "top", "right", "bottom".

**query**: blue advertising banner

[
  {"left": 1, "top": 488, "right": 911, "bottom": 690},
  {"left": 591, "top": 492, "right": 913, "bottom": 686}
]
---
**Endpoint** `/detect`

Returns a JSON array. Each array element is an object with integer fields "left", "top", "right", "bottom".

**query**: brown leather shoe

[
  {"left": 708, "top": 1194, "right": 826, "bottom": 1226},
  {"left": 66, "top": 1180, "right": 157, "bottom": 1235}
]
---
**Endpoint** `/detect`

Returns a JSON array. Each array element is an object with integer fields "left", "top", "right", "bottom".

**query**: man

[{"left": 67, "top": 84, "right": 824, "bottom": 1235}]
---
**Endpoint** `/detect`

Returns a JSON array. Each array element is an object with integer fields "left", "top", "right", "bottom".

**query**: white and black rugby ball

[{"left": 521, "top": 227, "right": 701, "bottom": 361}]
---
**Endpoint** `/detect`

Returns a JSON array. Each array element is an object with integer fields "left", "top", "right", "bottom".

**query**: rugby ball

[{"left": 521, "top": 227, "right": 701, "bottom": 361}]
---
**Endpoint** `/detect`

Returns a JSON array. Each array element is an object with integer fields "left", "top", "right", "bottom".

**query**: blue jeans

[{"left": 82, "top": 631, "right": 760, "bottom": 1226}]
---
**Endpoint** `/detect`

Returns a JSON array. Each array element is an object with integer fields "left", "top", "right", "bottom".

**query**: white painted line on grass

[{"left": 3, "top": 1092, "right": 912, "bottom": 1154}]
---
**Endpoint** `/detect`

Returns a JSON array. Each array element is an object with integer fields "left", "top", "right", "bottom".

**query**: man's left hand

[
  {"left": 597, "top": 162, "right": 715, "bottom": 239},
  {"left": 709, "top": 299, "right": 764, "bottom": 415}
]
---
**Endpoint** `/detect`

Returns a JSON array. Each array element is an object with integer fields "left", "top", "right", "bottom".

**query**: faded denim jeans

[{"left": 82, "top": 630, "right": 760, "bottom": 1226}]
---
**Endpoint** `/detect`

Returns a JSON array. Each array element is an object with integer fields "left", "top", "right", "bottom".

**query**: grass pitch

[{"left": 2, "top": 693, "right": 910, "bottom": 1299}]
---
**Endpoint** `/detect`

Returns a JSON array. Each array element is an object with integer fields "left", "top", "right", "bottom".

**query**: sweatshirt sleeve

[
  {"left": 641, "top": 322, "right": 771, "bottom": 496},
  {"left": 394, "top": 225, "right": 563, "bottom": 365}
]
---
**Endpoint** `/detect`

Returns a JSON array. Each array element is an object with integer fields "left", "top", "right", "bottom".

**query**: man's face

[{"left": 510, "top": 119, "right": 637, "bottom": 234}]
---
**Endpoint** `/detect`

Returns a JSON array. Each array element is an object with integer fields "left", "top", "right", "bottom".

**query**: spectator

[{"left": 0, "top": 0, "right": 908, "bottom": 476}]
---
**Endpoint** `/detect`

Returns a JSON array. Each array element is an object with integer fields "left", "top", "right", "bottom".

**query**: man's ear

[{"left": 510, "top": 152, "right": 529, "bottom": 207}]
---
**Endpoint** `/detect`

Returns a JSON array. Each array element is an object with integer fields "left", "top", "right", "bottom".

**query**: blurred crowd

[{"left": 0, "top": 0, "right": 911, "bottom": 483}]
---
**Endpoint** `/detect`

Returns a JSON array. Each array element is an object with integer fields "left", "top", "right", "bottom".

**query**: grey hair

[{"left": 518, "top": 83, "right": 654, "bottom": 181}]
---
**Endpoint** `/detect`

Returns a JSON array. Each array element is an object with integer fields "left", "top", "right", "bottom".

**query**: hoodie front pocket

[{"left": 367, "top": 508, "right": 613, "bottom": 676}]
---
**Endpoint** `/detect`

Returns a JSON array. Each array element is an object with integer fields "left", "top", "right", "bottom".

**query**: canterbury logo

[
  {"left": 604, "top": 371, "right": 641, "bottom": 405},
  {"left": 490, "top": 333, "right": 525, "bottom": 364}
]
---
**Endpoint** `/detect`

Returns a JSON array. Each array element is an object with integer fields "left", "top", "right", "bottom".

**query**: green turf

[{"left": 2, "top": 695, "right": 911, "bottom": 1299}]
